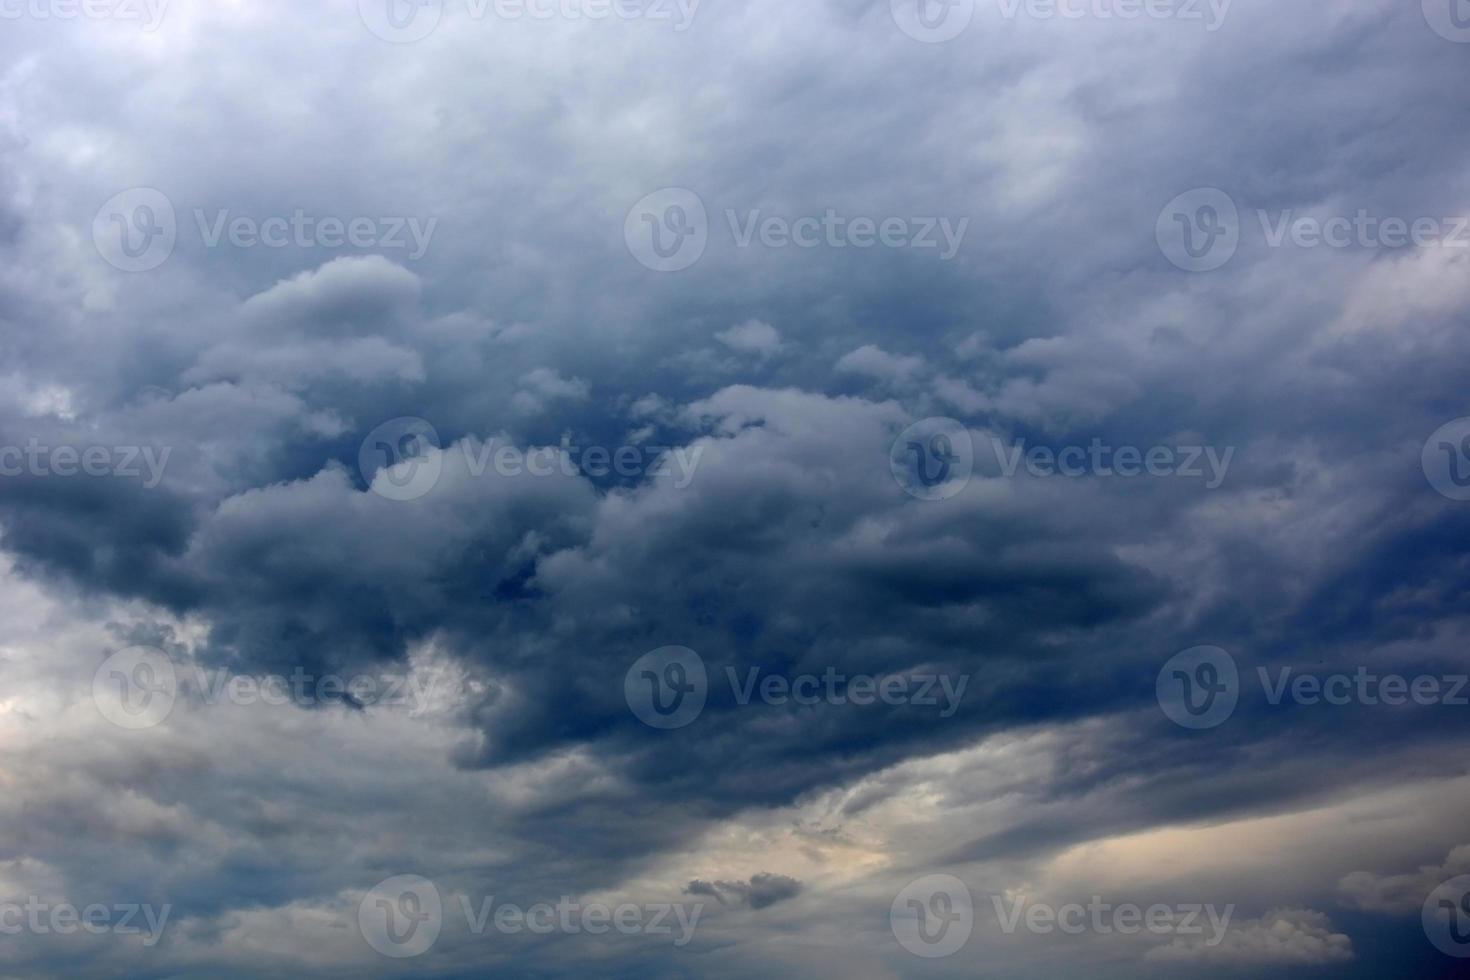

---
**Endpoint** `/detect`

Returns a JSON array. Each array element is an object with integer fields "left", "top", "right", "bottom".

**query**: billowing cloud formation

[{"left": 0, "top": 0, "right": 1467, "bottom": 977}]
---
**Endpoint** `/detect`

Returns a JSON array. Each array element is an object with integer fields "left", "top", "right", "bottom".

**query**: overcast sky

[{"left": 1, "top": 1, "right": 1469, "bottom": 977}]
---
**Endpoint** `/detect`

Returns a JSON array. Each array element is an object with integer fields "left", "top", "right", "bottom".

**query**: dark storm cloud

[{"left": 0, "top": 0, "right": 1467, "bottom": 977}]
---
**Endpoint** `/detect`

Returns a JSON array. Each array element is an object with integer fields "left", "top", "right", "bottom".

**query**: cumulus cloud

[
  {"left": 1146, "top": 909, "right": 1354, "bottom": 966},
  {"left": 1339, "top": 845, "right": 1470, "bottom": 915}
]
